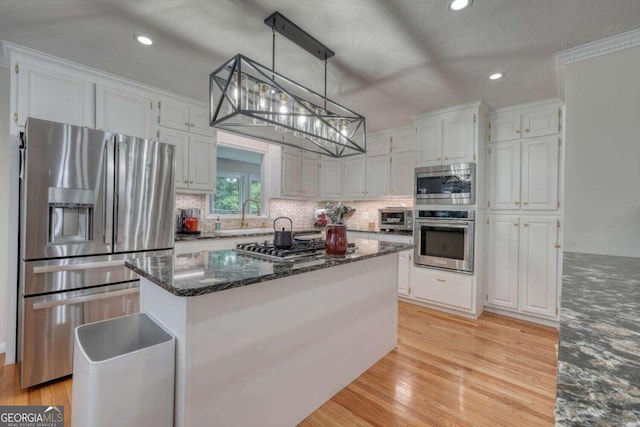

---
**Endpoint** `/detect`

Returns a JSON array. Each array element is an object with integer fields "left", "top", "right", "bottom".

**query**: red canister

[{"left": 325, "top": 224, "right": 348, "bottom": 255}]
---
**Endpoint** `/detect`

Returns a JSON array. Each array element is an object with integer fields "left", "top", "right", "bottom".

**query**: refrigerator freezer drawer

[
  {"left": 20, "top": 282, "right": 140, "bottom": 388},
  {"left": 22, "top": 250, "right": 170, "bottom": 296}
]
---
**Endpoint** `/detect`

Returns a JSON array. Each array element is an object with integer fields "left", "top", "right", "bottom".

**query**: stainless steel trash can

[{"left": 72, "top": 312, "right": 175, "bottom": 427}]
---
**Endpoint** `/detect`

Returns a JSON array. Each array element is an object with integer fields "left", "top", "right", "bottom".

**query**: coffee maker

[{"left": 176, "top": 208, "right": 201, "bottom": 235}]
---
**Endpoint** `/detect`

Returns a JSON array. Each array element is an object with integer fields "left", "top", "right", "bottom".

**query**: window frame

[{"left": 205, "top": 132, "right": 270, "bottom": 220}]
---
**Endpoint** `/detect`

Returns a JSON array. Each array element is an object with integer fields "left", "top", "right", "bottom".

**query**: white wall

[
  {"left": 564, "top": 46, "right": 640, "bottom": 257},
  {"left": 0, "top": 65, "right": 10, "bottom": 353}
]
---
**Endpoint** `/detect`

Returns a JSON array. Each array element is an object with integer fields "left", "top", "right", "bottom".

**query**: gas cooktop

[{"left": 235, "top": 239, "right": 354, "bottom": 261}]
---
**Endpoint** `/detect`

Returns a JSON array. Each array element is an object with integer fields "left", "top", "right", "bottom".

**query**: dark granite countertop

[
  {"left": 127, "top": 238, "right": 413, "bottom": 297},
  {"left": 347, "top": 229, "right": 413, "bottom": 236},
  {"left": 556, "top": 252, "right": 640, "bottom": 426},
  {"left": 175, "top": 228, "right": 321, "bottom": 242}
]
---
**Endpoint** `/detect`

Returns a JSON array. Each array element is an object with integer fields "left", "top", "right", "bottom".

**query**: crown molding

[
  {"left": 0, "top": 42, "right": 10, "bottom": 68},
  {"left": 555, "top": 28, "right": 640, "bottom": 101}
]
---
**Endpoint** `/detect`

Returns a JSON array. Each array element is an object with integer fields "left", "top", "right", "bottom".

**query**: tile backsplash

[{"left": 175, "top": 194, "right": 413, "bottom": 233}]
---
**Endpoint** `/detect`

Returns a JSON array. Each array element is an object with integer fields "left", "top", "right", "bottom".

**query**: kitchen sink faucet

[{"left": 240, "top": 198, "right": 261, "bottom": 228}]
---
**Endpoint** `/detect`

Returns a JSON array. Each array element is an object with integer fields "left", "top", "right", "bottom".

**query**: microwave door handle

[{"left": 416, "top": 221, "right": 470, "bottom": 228}]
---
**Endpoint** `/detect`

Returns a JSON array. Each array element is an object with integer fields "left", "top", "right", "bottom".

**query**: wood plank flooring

[{"left": 0, "top": 302, "right": 558, "bottom": 427}]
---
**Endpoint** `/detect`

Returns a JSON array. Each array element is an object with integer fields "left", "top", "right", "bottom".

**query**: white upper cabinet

[
  {"left": 488, "top": 111, "right": 521, "bottom": 143},
  {"left": 417, "top": 119, "right": 442, "bottom": 166},
  {"left": 319, "top": 159, "right": 342, "bottom": 199},
  {"left": 365, "top": 132, "right": 391, "bottom": 156},
  {"left": 159, "top": 129, "right": 216, "bottom": 192},
  {"left": 342, "top": 156, "right": 366, "bottom": 198},
  {"left": 96, "top": 84, "right": 157, "bottom": 139},
  {"left": 281, "top": 149, "right": 318, "bottom": 198},
  {"left": 488, "top": 100, "right": 562, "bottom": 212},
  {"left": 281, "top": 150, "right": 303, "bottom": 197},
  {"left": 300, "top": 155, "right": 319, "bottom": 198},
  {"left": 488, "top": 141, "right": 521, "bottom": 210},
  {"left": 442, "top": 113, "right": 475, "bottom": 163},
  {"left": 390, "top": 151, "right": 415, "bottom": 196},
  {"left": 365, "top": 155, "right": 390, "bottom": 198},
  {"left": 522, "top": 107, "right": 561, "bottom": 139},
  {"left": 390, "top": 127, "right": 416, "bottom": 153},
  {"left": 489, "top": 102, "right": 561, "bottom": 143},
  {"left": 159, "top": 99, "right": 214, "bottom": 137},
  {"left": 521, "top": 137, "right": 560, "bottom": 210},
  {"left": 416, "top": 102, "right": 483, "bottom": 168},
  {"left": 16, "top": 61, "right": 95, "bottom": 128}
]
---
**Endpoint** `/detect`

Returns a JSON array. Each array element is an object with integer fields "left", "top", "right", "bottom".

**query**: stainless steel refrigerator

[{"left": 18, "top": 117, "right": 175, "bottom": 388}]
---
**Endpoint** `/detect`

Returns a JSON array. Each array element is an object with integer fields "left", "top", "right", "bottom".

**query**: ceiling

[{"left": 1, "top": 0, "right": 640, "bottom": 132}]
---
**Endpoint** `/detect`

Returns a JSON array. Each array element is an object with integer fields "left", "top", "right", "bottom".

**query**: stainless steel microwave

[{"left": 415, "top": 163, "right": 475, "bottom": 205}]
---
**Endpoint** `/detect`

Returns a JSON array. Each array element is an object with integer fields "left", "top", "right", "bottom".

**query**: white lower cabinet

[
  {"left": 397, "top": 250, "right": 412, "bottom": 296},
  {"left": 486, "top": 216, "right": 559, "bottom": 319},
  {"left": 411, "top": 267, "right": 474, "bottom": 311}
]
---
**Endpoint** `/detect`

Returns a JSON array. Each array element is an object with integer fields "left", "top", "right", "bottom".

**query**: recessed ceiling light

[
  {"left": 134, "top": 34, "right": 153, "bottom": 46},
  {"left": 449, "top": 0, "right": 472, "bottom": 11},
  {"left": 489, "top": 72, "right": 504, "bottom": 80}
]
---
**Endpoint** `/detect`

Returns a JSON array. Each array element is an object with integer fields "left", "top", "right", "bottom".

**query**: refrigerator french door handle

[
  {"left": 103, "top": 140, "right": 114, "bottom": 245},
  {"left": 115, "top": 140, "right": 127, "bottom": 245},
  {"left": 32, "top": 287, "right": 139, "bottom": 310}
]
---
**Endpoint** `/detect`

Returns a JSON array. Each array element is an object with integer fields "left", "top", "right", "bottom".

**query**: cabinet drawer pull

[{"left": 436, "top": 278, "right": 446, "bottom": 283}]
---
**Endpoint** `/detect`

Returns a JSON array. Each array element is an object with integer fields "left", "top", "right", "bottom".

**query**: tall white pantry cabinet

[{"left": 485, "top": 99, "right": 563, "bottom": 323}]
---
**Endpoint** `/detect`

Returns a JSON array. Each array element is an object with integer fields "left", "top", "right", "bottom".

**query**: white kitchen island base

[{"left": 140, "top": 254, "right": 399, "bottom": 427}]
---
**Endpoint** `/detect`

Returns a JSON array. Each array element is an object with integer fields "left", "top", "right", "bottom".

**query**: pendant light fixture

[{"left": 210, "top": 12, "right": 366, "bottom": 158}]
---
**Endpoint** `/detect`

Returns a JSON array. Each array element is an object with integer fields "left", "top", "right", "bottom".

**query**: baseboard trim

[
  {"left": 398, "top": 296, "right": 480, "bottom": 320},
  {"left": 483, "top": 306, "right": 559, "bottom": 328}
]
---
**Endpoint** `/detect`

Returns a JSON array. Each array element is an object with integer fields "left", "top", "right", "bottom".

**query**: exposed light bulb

[
  {"left": 134, "top": 34, "right": 153, "bottom": 46},
  {"left": 449, "top": 0, "right": 472, "bottom": 11},
  {"left": 489, "top": 72, "right": 505, "bottom": 80}
]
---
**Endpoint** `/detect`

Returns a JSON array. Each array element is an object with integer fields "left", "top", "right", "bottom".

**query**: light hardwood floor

[{"left": 0, "top": 302, "right": 558, "bottom": 427}]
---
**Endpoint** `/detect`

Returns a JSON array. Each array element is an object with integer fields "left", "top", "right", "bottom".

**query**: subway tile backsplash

[{"left": 175, "top": 194, "right": 412, "bottom": 233}]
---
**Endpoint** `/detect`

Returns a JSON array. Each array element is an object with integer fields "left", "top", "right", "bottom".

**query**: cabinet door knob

[
  {"left": 523, "top": 201, "right": 528, "bottom": 205},
  {"left": 437, "top": 157, "right": 441, "bottom": 161},
  {"left": 525, "top": 128, "right": 530, "bottom": 132},
  {"left": 515, "top": 201, "right": 520, "bottom": 205},
  {"left": 190, "top": 180, "right": 194, "bottom": 184},
  {"left": 516, "top": 129, "right": 521, "bottom": 134},
  {"left": 190, "top": 123, "right": 195, "bottom": 127},
  {"left": 514, "top": 223, "right": 518, "bottom": 226},
  {"left": 523, "top": 223, "right": 529, "bottom": 227},
  {"left": 445, "top": 157, "right": 449, "bottom": 160},
  {"left": 184, "top": 122, "right": 190, "bottom": 126}
]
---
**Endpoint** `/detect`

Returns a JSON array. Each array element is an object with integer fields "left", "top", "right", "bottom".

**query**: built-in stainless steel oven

[
  {"left": 414, "top": 210, "right": 475, "bottom": 273},
  {"left": 415, "top": 163, "right": 475, "bottom": 205}
]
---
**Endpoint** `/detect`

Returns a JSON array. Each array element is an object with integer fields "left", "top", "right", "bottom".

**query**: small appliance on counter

[
  {"left": 379, "top": 207, "right": 413, "bottom": 231},
  {"left": 176, "top": 208, "right": 201, "bottom": 235}
]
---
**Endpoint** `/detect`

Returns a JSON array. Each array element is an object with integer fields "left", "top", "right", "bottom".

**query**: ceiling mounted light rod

[{"left": 209, "top": 11, "right": 366, "bottom": 158}]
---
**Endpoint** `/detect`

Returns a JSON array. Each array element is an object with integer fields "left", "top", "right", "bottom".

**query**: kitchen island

[
  {"left": 126, "top": 238, "right": 412, "bottom": 427},
  {"left": 556, "top": 252, "right": 640, "bottom": 426}
]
